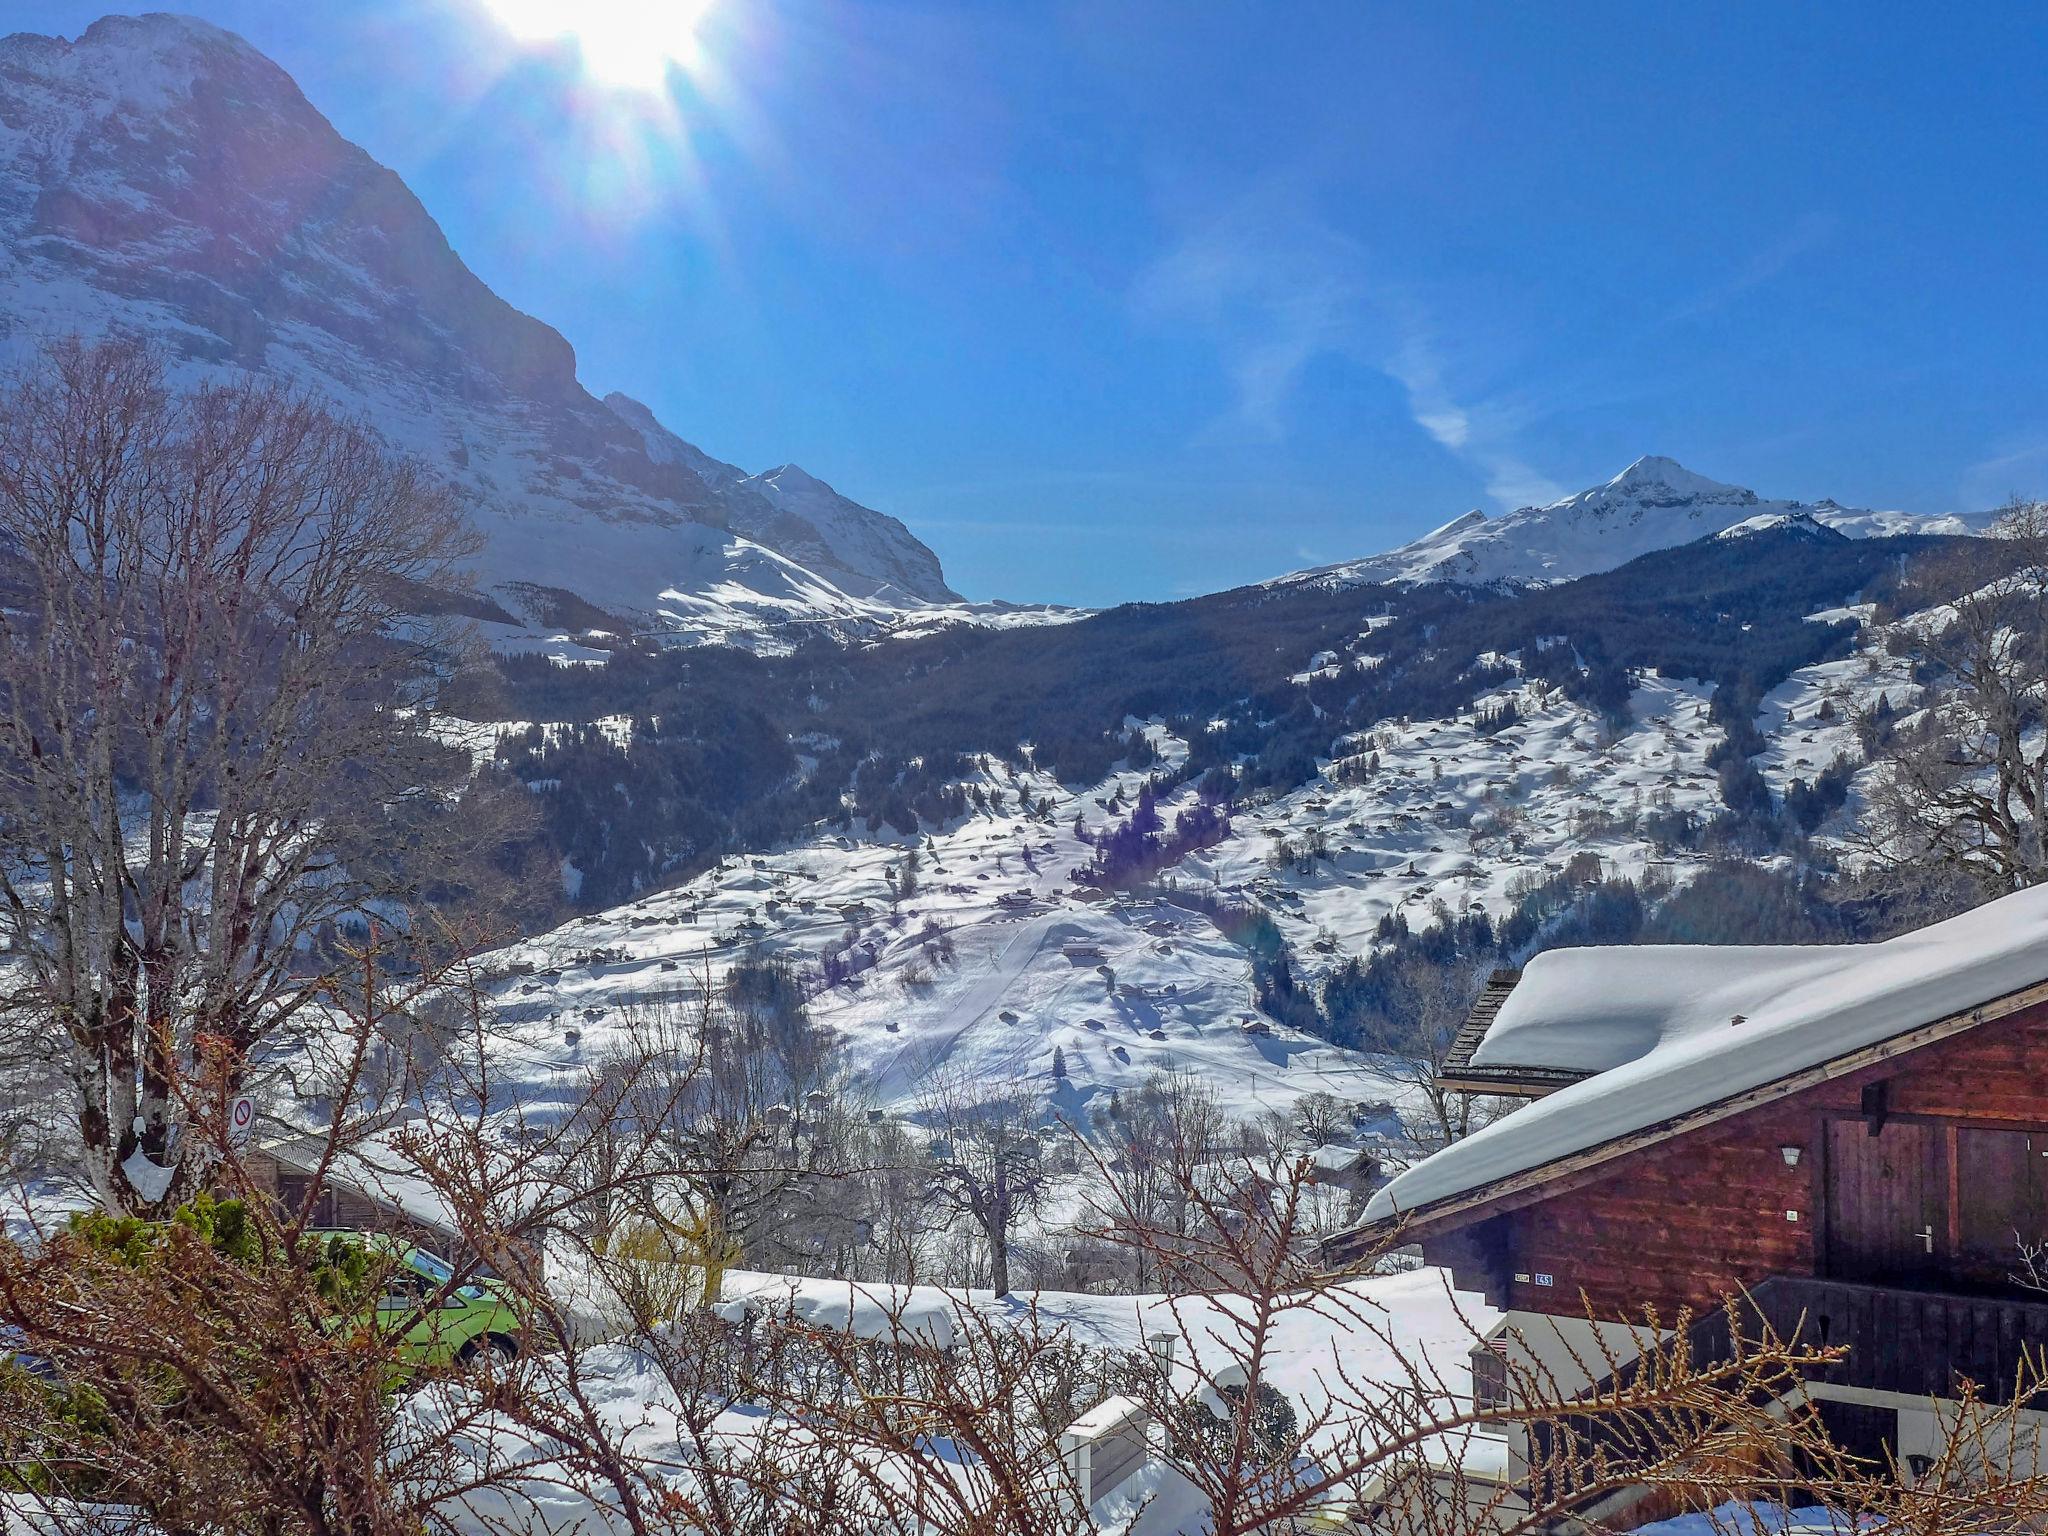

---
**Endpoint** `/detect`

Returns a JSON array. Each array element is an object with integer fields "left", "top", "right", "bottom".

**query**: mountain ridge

[
  {"left": 1286, "top": 453, "right": 1995, "bottom": 592},
  {"left": 0, "top": 11, "right": 961, "bottom": 644}
]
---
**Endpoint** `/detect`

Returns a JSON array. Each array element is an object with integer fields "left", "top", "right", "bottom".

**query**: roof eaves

[{"left": 1327, "top": 970, "right": 2048, "bottom": 1263}]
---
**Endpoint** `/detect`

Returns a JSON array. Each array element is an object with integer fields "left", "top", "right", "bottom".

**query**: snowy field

[
  {"left": 456, "top": 591, "right": 1925, "bottom": 1147},
  {"left": 469, "top": 725, "right": 1400, "bottom": 1133}
]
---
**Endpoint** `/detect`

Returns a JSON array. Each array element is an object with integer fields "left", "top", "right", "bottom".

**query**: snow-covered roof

[
  {"left": 264, "top": 1118, "right": 545, "bottom": 1241},
  {"left": 714, "top": 1273, "right": 961, "bottom": 1349},
  {"left": 1363, "top": 884, "right": 2048, "bottom": 1226}
]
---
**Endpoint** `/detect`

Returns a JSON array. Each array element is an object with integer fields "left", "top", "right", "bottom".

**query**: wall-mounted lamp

[{"left": 1780, "top": 1145, "right": 1803, "bottom": 1168}]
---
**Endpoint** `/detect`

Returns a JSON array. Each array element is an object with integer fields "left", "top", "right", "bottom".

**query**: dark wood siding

[
  {"left": 1496, "top": 1099, "right": 1815, "bottom": 1315},
  {"left": 1956, "top": 1127, "right": 2048, "bottom": 1284},
  {"left": 1420, "top": 1000, "right": 2048, "bottom": 1319}
]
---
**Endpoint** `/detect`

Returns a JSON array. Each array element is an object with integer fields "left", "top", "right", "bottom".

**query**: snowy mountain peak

[
  {"left": 759, "top": 463, "right": 825, "bottom": 493},
  {"left": 1421, "top": 508, "right": 1490, "bottom": 540},
  {"left": 8, "top": 10, "right": 263, "bottom": 82},
  {"left": 1547, "top": 456, "right": 1758, "bottom": 520},
  {"left": 0, "top": 15, "right": 959, "bottom": 639},
  {"left": 1282, "top": 457, "right": 1987, "bottom": 592},
  {"left": 1603, "top": 454, "right": 1740, "bottom": 498},
  {"left": 72, "top": 10, "right": 247, "bottom": 46}
]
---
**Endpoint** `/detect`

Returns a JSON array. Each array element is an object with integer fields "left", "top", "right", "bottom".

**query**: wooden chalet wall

[
  {"left": 1420, "top": 1000, "right": 2048, "bottom": 1319},
  {"left": 239, "top": 1150, "right": 537, "bottom": 1280}
]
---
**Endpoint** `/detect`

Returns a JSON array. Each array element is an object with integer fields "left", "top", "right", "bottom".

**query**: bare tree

[
  {"left": 1860, "top": 496, "right": 2048, "bottom": 894},
  {"left": 0, "top": 923, "right": 686, "bottom": 1536},
  {"left": 837, "top": 1109, "right": 945, "bottom": 1285},
  {"left": 920, "top": 1069, "right": 1048, "bottom": 1298},
  {"left": 1289, "top": 1090, "right": 1349, "bottom": 1148},
  {"left": 1353, "top": 947, "right": 1495, "bottom": 1153},
  {"left": 598, "top": 971, "right": 858, "bottom": 1302},
  {"left": 1087, "top": 1068, "right": 1229, "bottom": 1291},
  {"left": 0, "top": 338, "right": 489, "bottom": 1214}
]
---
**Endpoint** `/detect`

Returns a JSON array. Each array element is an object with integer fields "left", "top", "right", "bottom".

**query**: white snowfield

[
  {"left": 1185, "top": 581, "right": 1924, "bottom": 991},
  {"left": 1278, "top": 455, "right": 1994, "bottom": 591},
  {"left": 422, "top": 1266, "right": 1494, "bottom": 1536},
  {"left": 1178, "top": 669, "right": 1728, "bottom": 968},
  {"left": 1365, "top": 882, "right": 2048, "bottom": 1225},
  {"left": 470, "top": 727, "right": 1395, "bottom": 1131}
]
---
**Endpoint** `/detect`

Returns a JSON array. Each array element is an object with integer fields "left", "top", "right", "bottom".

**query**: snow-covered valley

[{"left": 446, "top": 563, "right": 1927, "bottom": 1162}]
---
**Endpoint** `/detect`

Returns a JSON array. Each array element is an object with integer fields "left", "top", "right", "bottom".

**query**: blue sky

[{"left": 20, "top": 2, "right": 2048, "bottom": 604}]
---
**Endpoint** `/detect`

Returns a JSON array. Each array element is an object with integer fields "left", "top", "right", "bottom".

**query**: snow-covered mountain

[
  {"left": 454, "top": 562, "right": 1929, "bottom": 1127},
  {"left": 1289, "top": 455, "right": 1995, "bottom": 590},
  {"left": 533, "top": 521, "right": 1074, "bottom": 655},
  {"left": 600, "top": 394, "right": 951, "bottom": 606},
  {"left": 0, "top": 13, "right": 966, "bottom": 643}
]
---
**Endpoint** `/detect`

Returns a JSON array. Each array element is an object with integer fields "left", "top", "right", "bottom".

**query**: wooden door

[
  {"left": 1825, "top": 1118, "right": 1948, "bottom": 1283},
  {"left": 1955, "top": 1127, "right": 2048, "bottom": 1288}
]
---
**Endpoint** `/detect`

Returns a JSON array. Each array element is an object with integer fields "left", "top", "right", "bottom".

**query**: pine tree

[{"left": 1050, "top": 1046, "right": 1067, "bottom": 1080}]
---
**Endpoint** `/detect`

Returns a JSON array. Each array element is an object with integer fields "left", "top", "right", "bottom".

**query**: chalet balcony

[
  {"left": 1526, "top": 1274, "right": 2048, "bottom": 1492},
  {"left": 1713, "top": 1275, "right": 2048, "bottom": 1406}
]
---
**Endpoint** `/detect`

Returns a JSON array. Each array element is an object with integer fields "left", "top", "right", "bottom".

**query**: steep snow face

[
  {"left": 0, "top": 15, "right": 957, "bottom": 631},
  {"left": 602, "top": 399, "right": 957, "bottom": 603},
  {"left": 472, "top": 520, "right": 1072, "bottom": 657},
  {"left": 1290, "top": 456, "right": 1994, "bottom": 590}
]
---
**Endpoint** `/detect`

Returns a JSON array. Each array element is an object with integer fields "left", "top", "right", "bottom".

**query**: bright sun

[{"left": 480, "top": 0, "right": 719, "bottom": 94}]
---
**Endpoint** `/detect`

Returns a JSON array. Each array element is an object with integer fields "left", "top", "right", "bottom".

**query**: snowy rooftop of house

[
  {"left": 264, "top": 1117, "right": 547, "bottom": 1241},
  {"left": 1363, "top": 883, "right": 2048, "bottom": 1227}
]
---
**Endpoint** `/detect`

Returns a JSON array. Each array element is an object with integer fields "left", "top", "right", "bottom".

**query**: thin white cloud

[
  {"left": 1960, "top": 437, "right": 2048, "bottom": 508},
  {"left": 1383, "top": 310, "right": 1564, "bottom": 507},
  {"left": 1134, "top": 194, "right": 1562, "bottom": 507},
  {"left": 1660, "top": 210, "right": 1836, "bottom": 329},
  {"left": 1132, "top": 199, "right": 1361, "bottom": 444}
]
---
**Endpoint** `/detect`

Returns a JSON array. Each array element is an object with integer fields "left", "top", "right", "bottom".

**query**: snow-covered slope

[
  {"left": 1291, "top": 455, "right": 1994, "bottom": 590},
  {"left": 602, "top": 394, "right": 952, "bottom": 605},
  {"left": 454, "top": 551, "right": 1940, "bottom": 1130},
  {"left": 0, "top": 14, "right": 961, "bottom": 640},
  {"left": 468, "top": 727, "right": 1394, "bottom": 1129}
]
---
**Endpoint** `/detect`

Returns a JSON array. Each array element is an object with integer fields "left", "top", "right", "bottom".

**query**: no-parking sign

[{"left": 227, "top": 1096, "right": 256, "bottom": 1148}]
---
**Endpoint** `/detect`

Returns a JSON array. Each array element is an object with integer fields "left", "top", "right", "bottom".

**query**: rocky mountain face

[
  {"left": 0, "top": 12, "right": 959, "bottom": 639},
  {"left": 1290, "top": 454, "right": 1993, "bottom": 590}
]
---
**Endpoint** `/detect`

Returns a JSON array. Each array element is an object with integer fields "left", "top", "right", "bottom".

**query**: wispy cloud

[
  {"left": 1383, "top": 316, "right": 1563, "bottom": 507},
  {"left": 1960, "top": 436, "right": 2048, "bottom": 508},
  {"left": 1133, "top": 191, "right": 1561, "bottom": 507},
  {"left": 1659, "top": 210, "right": 1836, "bottom": 329},
  {"left": 1132, "top": 195, "right": 1363, "bottom": 444}
]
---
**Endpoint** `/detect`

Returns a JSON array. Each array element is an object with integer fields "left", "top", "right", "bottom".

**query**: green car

[{"left": 316, "top": 1231, "right": 532, "bottom": 1369}]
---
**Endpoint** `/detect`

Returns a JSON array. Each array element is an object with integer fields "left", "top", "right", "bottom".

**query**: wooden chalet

[
  {"left": 242, "top": 1121, "right": 539, "bottom": 1280},
  {"left": 1332, "top": 886, "right": 2048, "bottom": 1516}
]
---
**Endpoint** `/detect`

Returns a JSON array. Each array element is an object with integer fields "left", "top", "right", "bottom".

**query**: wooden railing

[
  {"left": 1525, "top": 1275, "right": 2048, "bottom": 1506},
  {"left": 1729, "top": 1275, "right": 2048, "bottom": 1403}
]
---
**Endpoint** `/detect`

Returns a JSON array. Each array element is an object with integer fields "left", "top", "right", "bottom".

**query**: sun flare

[{"left": 480, "top": 0, "right": 719, "bottom": 94}]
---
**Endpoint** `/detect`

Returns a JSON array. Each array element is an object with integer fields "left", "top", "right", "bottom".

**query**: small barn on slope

[{"left": 1331, "top": 882, "right": 2048, "bottom": 1503}]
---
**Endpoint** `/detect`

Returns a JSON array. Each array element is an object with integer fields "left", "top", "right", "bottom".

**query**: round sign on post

[{"left": 227, "top": 1096, "right": 256, "bottom": 1149}]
